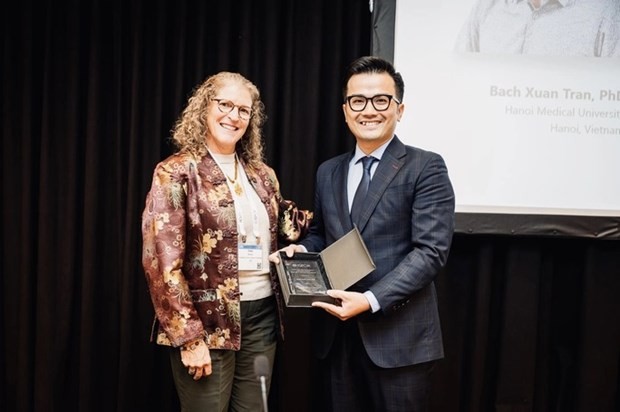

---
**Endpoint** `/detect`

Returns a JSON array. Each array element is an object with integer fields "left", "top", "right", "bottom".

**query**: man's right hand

[{"left": 268, "top": 244, "right": 305, "bottom": 264}]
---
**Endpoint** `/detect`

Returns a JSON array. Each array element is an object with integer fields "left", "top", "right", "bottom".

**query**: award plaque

[{"left": 275, "top": 227, "right": 376, "bottom": 307}]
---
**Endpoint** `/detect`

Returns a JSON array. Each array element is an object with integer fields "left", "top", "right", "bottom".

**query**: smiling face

[
  {"left": 205, "top": 80, "right": 253, "bottom": 154},
  {"left": 342, "top": 72, "right": 404, "bottom": 154}
]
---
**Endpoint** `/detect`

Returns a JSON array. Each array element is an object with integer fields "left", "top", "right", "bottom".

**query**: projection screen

[{"left": 371, "top": 0, "right": 620, "bottom": 238}]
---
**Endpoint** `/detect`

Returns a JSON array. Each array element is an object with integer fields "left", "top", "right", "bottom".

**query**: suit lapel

[{"left": 355, "top": 137, "right": 406, "bottom": 232}]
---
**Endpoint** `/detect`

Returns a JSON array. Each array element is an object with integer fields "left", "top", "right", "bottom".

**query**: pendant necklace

[{"left": 225, "top": 155, "right": 244, "bottom": 196}]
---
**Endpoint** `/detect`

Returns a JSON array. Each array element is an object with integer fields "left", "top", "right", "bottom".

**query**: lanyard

[
  {"left": 209, "top": 150, "right": 261, "bottom": 244},
  {"left": 233, "top": 174, "right": 261, "bottom": 244}
]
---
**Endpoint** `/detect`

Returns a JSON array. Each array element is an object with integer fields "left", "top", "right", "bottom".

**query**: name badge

[{"left": 238, "top": 244, "right": 264, "bottom": 271}]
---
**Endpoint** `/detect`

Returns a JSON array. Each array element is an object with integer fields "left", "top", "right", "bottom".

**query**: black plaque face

[
  {"left": 279, "top": 252, "right": 330, "bottom": 295},
  {"left": 274, "top": 228, "right": 375, "bottom": 307}
]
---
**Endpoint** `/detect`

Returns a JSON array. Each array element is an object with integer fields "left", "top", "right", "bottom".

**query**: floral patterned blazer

[{"left": 142, "top": 151, "right": 311, "bottom": 350}]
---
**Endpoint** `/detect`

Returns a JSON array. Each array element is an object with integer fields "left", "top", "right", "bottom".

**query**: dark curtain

[
  {"left": 435, "top": 235, "right": 620, "bottom": 412},
  {"left": 1, "top": 1, "right": 619, "bottom": 412}
]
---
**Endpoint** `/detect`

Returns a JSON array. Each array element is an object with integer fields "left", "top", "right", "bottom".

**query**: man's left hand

[{"left": 312, "top": 289, "right": 371, "bottom": 320}]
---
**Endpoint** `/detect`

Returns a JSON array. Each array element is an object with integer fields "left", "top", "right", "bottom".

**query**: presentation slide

[{"left": 393, "top": 0, "right": 620, "bottom": 217}]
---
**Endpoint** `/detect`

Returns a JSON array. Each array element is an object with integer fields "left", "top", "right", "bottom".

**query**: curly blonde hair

[{"left": 171, "top": 72, "right": 266, "bottom": 168}]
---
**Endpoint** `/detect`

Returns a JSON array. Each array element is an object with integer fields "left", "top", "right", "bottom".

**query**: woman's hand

[{"left": 180, "top": 339, "right": 212, "bottom": 380}]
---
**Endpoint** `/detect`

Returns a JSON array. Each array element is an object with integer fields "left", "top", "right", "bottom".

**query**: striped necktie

[{"left": 350, "top": 156, "right": 377, "bottom": 225}]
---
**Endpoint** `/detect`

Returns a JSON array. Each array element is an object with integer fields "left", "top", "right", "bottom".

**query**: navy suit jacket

[{"left": 301, "top": 136, "right": 455, "bottom": 368}]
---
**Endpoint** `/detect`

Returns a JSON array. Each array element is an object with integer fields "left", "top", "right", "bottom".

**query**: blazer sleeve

[
  {"left": 370, "top": 152, "right": 455, "bottom": 312},
  {"left": 141, "top": 157, "right": 206, "bottom": 347}
]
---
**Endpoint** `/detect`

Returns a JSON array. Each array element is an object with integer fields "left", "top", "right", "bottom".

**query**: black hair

[{"left": 342, "top": 56, "right": 405, "bottom": 102}]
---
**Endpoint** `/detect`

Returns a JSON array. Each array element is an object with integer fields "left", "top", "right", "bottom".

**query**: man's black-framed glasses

[
  {"left": 212, "top": 99, "right": 253, "bottom": 120},
  {"left": 345, "top": 94, "right": 401, "bottom": 112}
]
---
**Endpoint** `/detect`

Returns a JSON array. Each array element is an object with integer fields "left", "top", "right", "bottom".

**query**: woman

[{"left": 141, "top": 72, "right": 310, "bottom": 411}]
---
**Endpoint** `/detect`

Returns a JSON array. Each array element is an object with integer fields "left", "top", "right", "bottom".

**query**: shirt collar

[{"left": 352, "top": 136, "right": 394, "bottom": 164}]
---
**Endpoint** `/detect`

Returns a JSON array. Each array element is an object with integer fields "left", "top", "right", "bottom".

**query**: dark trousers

[
  {"left": 319, "top": 319, "right": 435, "bottom": 412},
  {"left": 169, "top": 296, "right": 277, "bottom": 412}
]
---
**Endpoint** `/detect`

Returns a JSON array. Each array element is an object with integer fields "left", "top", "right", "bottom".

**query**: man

[
  {"left": 274, "top": 56, "right": 455, "bottom": 411},
  {"left": 454, "top": 0, "right": 620, "bottom": 57}
]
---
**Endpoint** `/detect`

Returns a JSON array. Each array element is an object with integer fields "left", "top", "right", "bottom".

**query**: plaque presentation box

[{"left": 275, "top": 228, "right": 376, "bottom": 307}]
